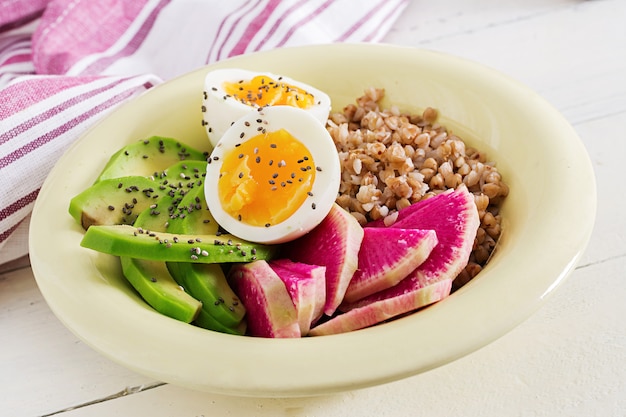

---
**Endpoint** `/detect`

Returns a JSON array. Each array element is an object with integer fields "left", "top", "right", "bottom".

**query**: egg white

[
  {"left": 202, "top": 68, "right": 331, "bottom": 147},
  {"left": 204, "top": 106, "right": 340, "bottom": 244}
]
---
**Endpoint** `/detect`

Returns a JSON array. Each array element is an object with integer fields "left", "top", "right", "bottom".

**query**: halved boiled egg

[
  {"left": 201, "top": 68, "right": 331, "bottom": 147},
  {"left": 204, "top": 106, "right": 340, "bottom": 244}
]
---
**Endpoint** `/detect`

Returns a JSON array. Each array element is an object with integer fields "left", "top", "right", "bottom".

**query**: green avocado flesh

[
  {"left": 120, "top": 256, "right": 201, "bottom": 323},
  {"left": 167, "top": 184, "right": 218, "bottom": 235},
  {"left": 81, "top": 225, "right": 276, "bottom": 264},
  {"left": 193, "top": 308, "right": 247, "bottom": 335},
  {"left": 69, "top": 160, "right": 208, "bottom": 230},
  {"left": 162, "top": 186, "right": 245, "bottom": 333},
  {"left": 96, "top": 136, "right": 208, "bottom": 182},
  {"left": 168, "top": 262, "right": 245, "bottom": 328}
]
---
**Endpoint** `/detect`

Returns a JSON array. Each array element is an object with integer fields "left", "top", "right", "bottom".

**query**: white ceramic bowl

[{"left": 30, "top": 44, "right": 596, "bottom": 397}]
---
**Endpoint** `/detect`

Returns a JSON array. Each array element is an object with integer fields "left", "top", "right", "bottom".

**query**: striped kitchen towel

[{"left": 0, "top": 0, "right": 408, "bottom": 264}]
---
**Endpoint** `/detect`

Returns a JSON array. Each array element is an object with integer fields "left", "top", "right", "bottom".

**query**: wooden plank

[
  {"left": 0, "top": 267, "right": 156, "bottom": 417},
  {"left": 387, "top": 0, "right": 626, "bottom": 125}
]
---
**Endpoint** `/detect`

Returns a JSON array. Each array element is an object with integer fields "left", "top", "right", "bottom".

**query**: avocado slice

[
  {"left": 125, "top": 178, "right": 246, "bottom": 334},
  {"left": 167, "top": 262, "right": 245, "bottom": 328},
  {"left": 120, "top": 256, "right": 201, "bottom": 323},
  {"left": 116, "top": 196, "right": 202, "bottom": 325},
  {"left": 167, "top": 182, "right": 218, "bottom": 235},
  {"left": 132, "top": 192, "right": 179, "bottom": 233},
  {"left": 80, "top": 225, "right": 277, "bottom": 264},
  {"left": 96, "top": 136, "right": 209, "bottom": 182},
  {"left": 164, "top": 184, "right": 246, "bottom": 333},
  {"left": 69, "top": 176, "right": 160, "bottom": 229},
  {"left": 193, "top": 308, "right": 247, "bottom": 336},
  {"left": 69, "top": 160, "right": 208, "bottom": 230}
]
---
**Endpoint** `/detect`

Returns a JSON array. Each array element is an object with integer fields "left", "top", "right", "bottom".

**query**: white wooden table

[{"left": 2, "top": 1, "right": 625, "bottom": 416}]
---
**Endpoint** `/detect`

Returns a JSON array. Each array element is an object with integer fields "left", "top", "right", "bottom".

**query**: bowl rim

[{"left": 29, "top": 43, "right": 596, "bottom": 397}]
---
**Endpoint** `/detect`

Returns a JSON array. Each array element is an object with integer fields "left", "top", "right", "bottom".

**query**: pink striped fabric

[{"left": 0, "top": 0, "right": 408, "bottom": 264}]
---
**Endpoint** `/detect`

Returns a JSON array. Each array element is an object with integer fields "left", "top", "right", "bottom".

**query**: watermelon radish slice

[
  {"left": 343, "top": 228, "right": 438, "bottom": 303},
  {"left": 367, "top": 188, "right": 456, "bottom": 228},
  {"left": 227, "top": 260, "right": 300, "bottom": 338},
  {"left": 309, "top": 279, "right": 452, "bottom": 336},
  {"left": 269, "top": 259, "right": 326, "bottom": 335},
  {"left": 282, "top": 203, "right": 364, "bottom": 317},
  {"left": 342, "top": 185, "right": 479, "bottom": 311}
]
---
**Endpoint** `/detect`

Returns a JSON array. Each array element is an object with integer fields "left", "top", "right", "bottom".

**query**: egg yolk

[
  {"left": 222, "top": 75, "right": 315, "bottom": 109},
  {"left": 218, "top": 128, "right": 315, "bottom": 227}
]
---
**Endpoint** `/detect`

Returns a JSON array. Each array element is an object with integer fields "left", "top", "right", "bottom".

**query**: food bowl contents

[
  {"left": 202, "top": 68, "right": 331, "bottom": 146},
  {"left": 326, "top": 88, "right": 508, "bottom": 288},
  {"left": 69, "top": 76, "right": 508, "bottom": 338},
  {"left": 204, "top": 106, "right": 341, "bottom": 244}
]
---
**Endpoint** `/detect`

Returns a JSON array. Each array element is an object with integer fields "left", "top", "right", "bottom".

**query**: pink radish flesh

[
  {"left": 309, "top": 279, "right": 452, "bottom": 336},
  {"left": 282, "top": 203, "right": 364, "bottom": 316},
  {"left": 269, "top": 259, "right": 326, "bottom": 335},
  {"left": 227, "top": 260, "right": 300, "bottom": 338},
  {"left": 343, "top": 186, "right": 479, "bottom": 311},
  {"left": 343, "top": 227, "right": 438, "bottom": 303}
]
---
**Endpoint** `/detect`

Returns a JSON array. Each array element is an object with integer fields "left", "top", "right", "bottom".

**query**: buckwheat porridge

[{"left": 326, "top": 88, "right": 509, "bottom": 290}]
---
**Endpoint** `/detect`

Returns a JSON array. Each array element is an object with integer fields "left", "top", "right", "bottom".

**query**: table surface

[{"left": 2, "top": 1, "right": 625, "bottom": 416}]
